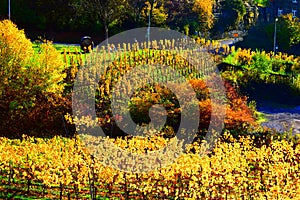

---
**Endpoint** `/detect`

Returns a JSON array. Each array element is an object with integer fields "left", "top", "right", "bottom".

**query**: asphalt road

[{"left": 258, "top": 103, "right": 300, "bottom": 135}]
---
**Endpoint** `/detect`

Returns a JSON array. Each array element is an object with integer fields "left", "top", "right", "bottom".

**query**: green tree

[
  {"left": 0, "top": 0, "right": 45, "bottom": 31},
  {"left": 254, "top": 0, "right": 269, "bottom": 7},
  {"left": 34, "top": 0, "right": 76, "bottom": 31},
  {"left": 216, "top": 0, "right": 246, "bottom": 31},
  {"left": 127, "top": 0, "right": 148, "bottom": 27},
  {"left": 266, "top": 14, "right": 300, "bottom": 51},
  {"left": 281, "top": 14, "right": 300, "bottom": 47},
  {"left": 84, "top": 0, "right": 127, "bottom": 43},
  {"left": 164, "top": 0, "right": 198, "bottom": 34}
]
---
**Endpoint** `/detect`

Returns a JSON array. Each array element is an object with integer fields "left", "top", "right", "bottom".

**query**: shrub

[
  {"left": 0, "top": 20, "right": 68, "bottom": 137},
  {"left": 111, "top": 79, "right": 255, "bottom": 138},
  {"left": 222, "top": 48, "right": 300, "bottom": 90}
]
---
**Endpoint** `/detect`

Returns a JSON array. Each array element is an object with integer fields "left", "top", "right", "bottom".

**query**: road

[
  {"left": 258, "top": 103, "right": 300, "bottom": 135},
  {"left": 219, "top": 37, "right": 242, "bottom": 46}
]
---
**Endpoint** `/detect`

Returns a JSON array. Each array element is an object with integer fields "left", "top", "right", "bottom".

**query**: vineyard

[
  {"left": 68, "top": 38, "right": 256, "bottom": 140},
  {"left": 1, "top": 133, "right": 300, "bottom": 199},
  {"left": 1, "top": 20, "right": 300, "bottom": 199}
]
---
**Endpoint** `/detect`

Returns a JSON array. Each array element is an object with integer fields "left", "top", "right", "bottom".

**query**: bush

[
  {"left": 104, "top": 79, "right": 255, "bottom": 138},
  {"left": 222, "top": 48, "right": 300, "bottom": 87},
  {"left": 0, "top": 20, "right": 68, "bottom": 137}
]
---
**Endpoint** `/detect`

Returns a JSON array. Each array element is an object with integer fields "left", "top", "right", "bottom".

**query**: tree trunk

[
  {"left": 150, "top": 0, "right": 154, "bottom": 24},
  {"left": 104, "top": 11, "right": 109, "bottom": 45},
  {"left": 105, "top": 24, "right": 109, "bottom": 45}
]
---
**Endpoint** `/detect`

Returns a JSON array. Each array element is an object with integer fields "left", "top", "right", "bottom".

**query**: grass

[
  {"left": 32, "top": 42, "right": 81, "bottom": 54},
  {"left": 53, "top": 43, "right": 80, "bottom": 53},
  {"left": 255, "top": 111, "right": 267, "bottom": 124}
]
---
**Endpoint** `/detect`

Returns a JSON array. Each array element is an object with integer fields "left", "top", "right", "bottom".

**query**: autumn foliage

[
  {"left": 73, "top": 44, "right": 256, "bottom": 138},
  {"left": 0, "top": 134, "right": 300, "bottom": 199},
  {"left": 0, "top": 19, "right": 299, "bottom": 199},
  {"left": 0, "top": 20, "right": 69, "bottom": 137},
  {"left": 193, "top": 0, "right": 214, "bottom": 32}
]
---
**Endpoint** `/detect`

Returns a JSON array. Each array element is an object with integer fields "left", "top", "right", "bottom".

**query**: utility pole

[
  {"left": 8, "top": 0, "right": 11, "bottom": 20},
  {"left": 273, "top": 18, "right": 278, "bottom": 54},
  {"left": 146, "top": 0, "right": 155, "bottom": 47},
  {"left": 147, "top": 8, "right": 150, "bottom": 45}
]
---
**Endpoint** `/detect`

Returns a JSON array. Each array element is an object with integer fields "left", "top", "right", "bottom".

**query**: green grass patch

[
  {"left": 32, "top": 42, "right": 81, "bottom": 54},
  {"left": 255, "top": 111, "right": 267, "bottom": 124}
]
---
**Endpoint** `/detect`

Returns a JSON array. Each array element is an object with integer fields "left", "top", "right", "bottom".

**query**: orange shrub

[{"left": 123, "top": 79, "right": 255, "bottom": 137}]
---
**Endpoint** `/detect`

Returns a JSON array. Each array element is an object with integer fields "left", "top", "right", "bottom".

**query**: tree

[
  {"left": 253, "top": 0, "right": 269, "bottom": 7},
  {"left": 141, "top": 0, "right": 168, "bottom": 27},
  {"left": 0, "top": 0, "right": 45, "bottom": 31},
  {"left": 127, "top": 0, "right": 148, "bottom": 27},
  {"left": 0, "top": 20, "right": 68, "bottom": 136},
  {"left": 85, "top": 0, "right": 128, "bottom": 43},
  {"left": 241, "top": 1, "right": 259, "bottom": 30},
  {"left": 0, "top": 20, "right": 66, "bottom": 109},
  {"left": 283, "top": 15, "right": 300, "bottom": 46},
  {"left": 217, "top": 0, "right": 246, "bottom": 31},
  {"left": 34, "top": 0, "right": 76, "bottom": 31},
  {"left": 0, "top": 0, "right": 98, "bottom": 37},
  {"left": 165, "top": 0, "right": 197, "bottom": 34},
  {"left": 192, "top": 0, "right": 215, "bottom": 35},
  {"left": 276, "top": 14, "right": 300, "bottom": 50}
]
